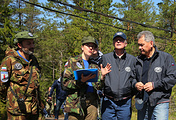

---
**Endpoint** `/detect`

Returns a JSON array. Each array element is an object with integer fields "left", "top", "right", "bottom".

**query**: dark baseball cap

[
  {"left": 113, "top": 32, "right": 127, "bottom": 40},
  {"left": 82, "top": 36, "right": 98, "bottom": 46},
  {"left": 15, "top": 31, "right": 38, "bottom": 42}
]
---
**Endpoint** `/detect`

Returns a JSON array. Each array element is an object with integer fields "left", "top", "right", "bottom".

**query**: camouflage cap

[
  {"left": 15, "top": 31, "right": 38, "bottom": 42},
  {"left": 82, "top": 36, "right": 98, "bottom": 46}
]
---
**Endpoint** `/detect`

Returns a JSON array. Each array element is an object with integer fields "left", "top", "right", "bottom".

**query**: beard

[{"left": 22, "top": 48, "right": 34, "bottom": 55}]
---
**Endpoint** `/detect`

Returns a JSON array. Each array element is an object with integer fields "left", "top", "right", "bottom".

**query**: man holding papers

[{"left": 62, "top": 36, "right": 111, "bottom": 120}]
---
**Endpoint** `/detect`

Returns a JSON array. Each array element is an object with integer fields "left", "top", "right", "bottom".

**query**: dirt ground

[{"left": 45, "top": 114, "right": 65, "bottom": 120}]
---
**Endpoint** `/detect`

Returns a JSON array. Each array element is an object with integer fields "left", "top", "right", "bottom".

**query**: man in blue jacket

[
  {"left": 49, "top": 78, "right": 67, "bottom": 120},
  {"left": 101, "top": 32, "right": 136, "bottom": 120},
  {"left": 134, "top": 31, "right": 176, "bottom": 120}
]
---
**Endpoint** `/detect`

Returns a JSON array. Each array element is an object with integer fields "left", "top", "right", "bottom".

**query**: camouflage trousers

[
  {"left": 68, "top": 92, "right": 98, "bottom": 120},
  {"left": 45, "top": 101, "right": 54, "bottom": 115},
  {"left": 7, "top": 111, "right": 45, "bottom": 120},
  {"left": 68, "top": 104, "right": 98, "bottom": 120}
]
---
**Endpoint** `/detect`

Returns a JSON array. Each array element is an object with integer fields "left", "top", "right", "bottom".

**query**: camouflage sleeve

[
  {"left": 62, "top": 58, "right": 85, "bottom": 91},
  {"left": 0, "top": 56, "right": 12, "bottom": 77},
  {"left": 92, "top": 67, "right": 104, "bottom": 90},
  {"left": 0, "top": 56, "right": 12, "bottom": 102},
  {"left": 97, "top": 72, "right": 105, "bottom": 89}
]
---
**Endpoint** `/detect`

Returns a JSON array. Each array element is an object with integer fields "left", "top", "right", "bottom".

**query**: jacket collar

[
  {"left": 113, "top": 49, "right": 127, "bottom": 59},
  {"left": 137, "top": 45, "right": 159, "bottom": 63},
  {"left": 5, "top": 46, "right": 33, "bottom": 64}
]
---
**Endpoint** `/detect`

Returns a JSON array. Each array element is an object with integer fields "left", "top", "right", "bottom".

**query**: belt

[{"left": 105, "top": 94, "right": 131, "bottom": 102}]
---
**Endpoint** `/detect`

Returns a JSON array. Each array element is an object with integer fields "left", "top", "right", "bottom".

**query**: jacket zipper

[{"left": 118, "top": 58, "right": 120, "bottom": 99}]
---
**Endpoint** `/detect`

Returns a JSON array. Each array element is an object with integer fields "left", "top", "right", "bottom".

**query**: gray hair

[{"left": 137, "top": 31, "right": 155, "bottom": 46}]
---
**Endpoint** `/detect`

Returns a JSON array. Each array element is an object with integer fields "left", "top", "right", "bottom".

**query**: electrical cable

[
  {"left": 20, "top": 0, "right": 132, "bottom": 32},
  {"left": 49, "top": 0, "right": 175, "bottom": 34},
  {"left": 21, "top": 0, "right": 176, "bottom": 41}
]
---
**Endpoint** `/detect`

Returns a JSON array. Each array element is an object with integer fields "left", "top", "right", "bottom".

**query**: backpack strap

[
  {"left": 9, "top": 66, "right": 33, "bottom": 113},
  {"left": 10, "top": 66, "right": 33, "bottom": 98},
  {"left": 24, "top": 66, "right": 33, "bottom": 94}
]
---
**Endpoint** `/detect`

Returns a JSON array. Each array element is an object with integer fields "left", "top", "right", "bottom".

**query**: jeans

[
  {"left": 54, "top": 99, "right": 65, "bottom": 119},
  {"left": 138, "top": 102, "right": 169, "bottom": 120},
  {"left": 64, "top": 112, "right": 68, "bottom": 120},
  {"left": 43, "top": 107, "right": 48, "bottom": 117},
  {"left": 101, "top": 97, "right": 132, "bottom": 120}
]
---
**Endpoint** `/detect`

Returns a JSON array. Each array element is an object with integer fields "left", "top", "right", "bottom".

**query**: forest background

[{"left": 0, "top": 0, "right": 176, "bottom": 119}]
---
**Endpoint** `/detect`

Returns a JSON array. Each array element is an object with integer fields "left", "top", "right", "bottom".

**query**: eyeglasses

[
  {"left": 84, "top": 43, "right": 97, "bottom": 49},
  {"left": 114, "top": 39, "right": 125, "bottom": 42},
  {"left": 113, "top": 37, "right": 126, "bottom": 43}
]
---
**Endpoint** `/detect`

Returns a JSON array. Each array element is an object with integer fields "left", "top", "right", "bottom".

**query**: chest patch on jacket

[
  {"left": 125, "top": 67, "right": 131, "bottom": 72},
  {"left": 154, "top": 67, "right": 162, "bottom": 73},
  {"left": 76, "top": 62, "right": 82, "bottom": 68},
  {"left": 14, "top": 63, "right": 23, "bottom": 70}
]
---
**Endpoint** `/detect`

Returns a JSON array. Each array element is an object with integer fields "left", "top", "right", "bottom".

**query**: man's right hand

[
  {"left": 81, "top": 73, "right": 96, "bottom": 82},
  {"left": 135, "top": 82, "right": 144, "bottom": 91}
]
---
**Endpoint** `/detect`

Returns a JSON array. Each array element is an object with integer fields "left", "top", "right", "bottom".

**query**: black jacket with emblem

[
  {"left": 135, "top": 46, "right": 176, "bottom": 106},
  {"left": 102, "top": 50, "right": 136, "bottom": 101}
]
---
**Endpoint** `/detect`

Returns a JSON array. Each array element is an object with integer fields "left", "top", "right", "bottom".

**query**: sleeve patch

[
  {"left": 1, "top": 71, "right": 9, "bottom": 82},
  {"left": 172, "top": 63, "right": 174, "bottom": 66}
]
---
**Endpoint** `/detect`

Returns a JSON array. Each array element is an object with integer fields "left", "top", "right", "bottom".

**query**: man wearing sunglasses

[{"left": 101, "top": 32, "right": 136, "bottom": 120}]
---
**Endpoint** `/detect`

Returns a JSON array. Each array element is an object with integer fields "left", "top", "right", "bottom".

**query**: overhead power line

[
  {"left": 21, "top": 0, "right": 176, "bottom": 41},
  {"left": 21, "top": 0, "right": 130, "bottom": 31},
  {"left": 49, "top": 0, "right": 176, "bottom": 34}
]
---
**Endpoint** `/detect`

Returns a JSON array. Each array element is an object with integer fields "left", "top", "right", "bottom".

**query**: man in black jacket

[
  {"left": 101, "top": 32, "right": 136, "bottom": 120},
  {"left": 134, "top": 31, "right": 176, "bottom": 120},
  {"left": 48, "top": 78, "right": 67, "bottom": 120}
]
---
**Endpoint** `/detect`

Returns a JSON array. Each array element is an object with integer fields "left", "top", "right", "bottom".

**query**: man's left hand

[{"left": 144, "top": 82, "right": 154, "bottom": 92}]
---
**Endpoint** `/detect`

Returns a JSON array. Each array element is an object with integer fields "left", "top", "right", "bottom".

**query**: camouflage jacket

[
  {"left": 62, "top": 54, "right": 104, "bottom": 116},
  {"left": 0, "top": 46, "right": 43, "bottom": 115}
]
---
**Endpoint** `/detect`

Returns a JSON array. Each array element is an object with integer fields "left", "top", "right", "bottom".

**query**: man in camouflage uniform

[
  {"left": 0, "top": 31, "right": 44, "bottom": 120},
  {"left": 62, "top": 36, "right": 111, "bottom": 120}
]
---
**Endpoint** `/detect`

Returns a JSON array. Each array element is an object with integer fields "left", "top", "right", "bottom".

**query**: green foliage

[
  {"left": 170, "top": 85, "right": 176, "bottom": 117},
  {"left": 157, "top": 0, "right": 176, "bottom": 38},
  {"left": 0, "top": 102, "right": 7, "bottom": 120},
  {"left": 0, "top": 0, "right": 18, "bottom": 61},
  {"left": 126, "top": 40, "right": 139, "bottom": 57},
  {"left": 113, "top": 0, "right": 158, "bottom": 44},
  {"left": 36, "top": 21, "right": 68, "bottom": 81},
  {"left": 1, "top": 0, "right": 176, "bottom": 118},
  {"left": 164, "top": 41, "right": 176, "bottom": 60}
]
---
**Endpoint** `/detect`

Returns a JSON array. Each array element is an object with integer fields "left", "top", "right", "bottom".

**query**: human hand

[
  {"left": 47, "top": 98, "right": 51, "bottom": 103},
  {"left": 144, "top": 82, "right": 153, "bottom": 92},
  {"left": 48, "top": 97, "right": 52, "bottom": 100},
  {"left": 135, "top": 82, "right": 144, "bottom": 91},
  {"left": 100, "top": 63, "right": 112, "bottom": 79},
  {"left": 81, "top": 73, "right": 96, "bottom": 82}
]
